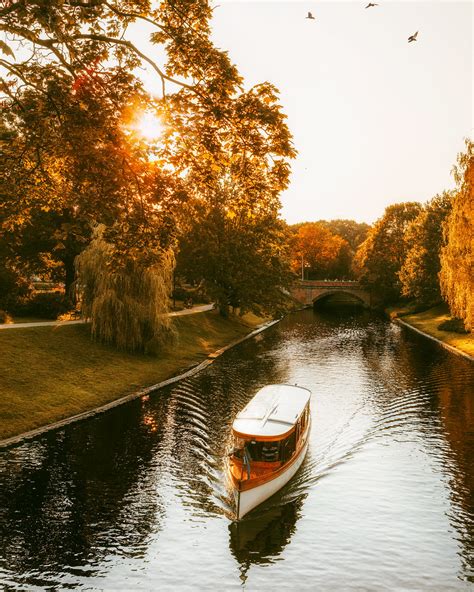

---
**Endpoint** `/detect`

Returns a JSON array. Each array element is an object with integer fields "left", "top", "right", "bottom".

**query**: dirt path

[{"left": 0, "top": 304, "right": 214, "bottom": 330}]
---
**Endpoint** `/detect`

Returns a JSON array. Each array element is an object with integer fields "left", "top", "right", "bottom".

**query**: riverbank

[
  {"left": 0, "top": 310, "right": 270, "bottom": 443},
  {"left": 388, "top": 303, "right": 474, "bottom": 360}
]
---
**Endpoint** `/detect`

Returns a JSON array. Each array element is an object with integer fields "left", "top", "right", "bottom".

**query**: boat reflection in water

[
  {"left": 229, "top": 494, "right": 306, "bottom": 580},
  {"left": 228, "top": 384, "right": 311, "bottom": 519}
]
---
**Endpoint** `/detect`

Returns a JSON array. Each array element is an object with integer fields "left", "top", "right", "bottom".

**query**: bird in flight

[
  {"left": 365, "top": 3, "right": 378, "bottom": 8},
  {"left": 408, "top": 31, "right": 419, "bottom": 42},
  {"left": 306, "top": 11, "right": 315, "bottom": 20}
]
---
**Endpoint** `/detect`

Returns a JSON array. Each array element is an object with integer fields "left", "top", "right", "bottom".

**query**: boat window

[
  {"left": 281, "top": 430, "right": 297, "bottom": 462},
  {"left": 245, "top": 440, "right": 259, "bottom": 461},
  {"left": 232, "top": 438, "right": 281, "bottom": 462},
  {"left": 261, "top": 441, "right": 280, "bottom": 462}
]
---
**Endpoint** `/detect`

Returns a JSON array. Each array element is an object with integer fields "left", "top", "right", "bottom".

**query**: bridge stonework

[{"left": 291, "top": 280, "right": 372, "bottom": 308}]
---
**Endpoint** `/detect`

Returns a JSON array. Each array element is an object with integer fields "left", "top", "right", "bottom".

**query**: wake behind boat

[{"left": 228, "top": 384, "right": 311, "bottom": 520}]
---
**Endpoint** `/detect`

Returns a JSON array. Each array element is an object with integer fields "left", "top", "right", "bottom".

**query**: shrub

[
  {"left": 172, "top": 286, "right": 192, "bottom": 302},
  {"left": 0, "top": 264, "right": 31, "bottom": 311},
  {"left": 0, "top": 309, "right": 10, "bottom": 324},
  {"left": 437, "top": 318, "right": 469, "bottom": 334},
  {"left": 14, "top": 292, "right": 73, "bottom": 320},
  {"left": 172, "top": 285, "right": 211, "bottom": 304}
]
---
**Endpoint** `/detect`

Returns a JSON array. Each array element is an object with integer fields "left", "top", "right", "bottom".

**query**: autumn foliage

[
  {"left": 0, "top": 0, "right": 295, "bottom": 348},
  {"left": 290, "top": 222, "right": 351, "bottom": 280},
  {"left": 439, "top": 140, "right": 474, "bottom": 331},
  {"left": 353, "top": 202, "right": 422, "bottom": 302},
  {"left": 398, "top": 192, "right": 453, "bottom": 305},
  {"left": 352, "top": 140, "right": 472, "bottom": 332}
]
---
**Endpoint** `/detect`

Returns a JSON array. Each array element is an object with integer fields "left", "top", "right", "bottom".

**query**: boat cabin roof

[{"left": 232, "top": 384, "right": 311, "bottom": 439}]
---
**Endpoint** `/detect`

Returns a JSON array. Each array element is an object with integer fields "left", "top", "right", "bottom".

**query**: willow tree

[
  {"left": 76, "top": 229, "right": 174, "bottom": 352},
  {"left": 439, "top": 140, "right": 474, "bottom": 331}
]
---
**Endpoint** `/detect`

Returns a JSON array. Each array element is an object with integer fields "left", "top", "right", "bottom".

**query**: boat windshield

[{"left": 232, "top": 436, "right": 281, "bottom": 463}]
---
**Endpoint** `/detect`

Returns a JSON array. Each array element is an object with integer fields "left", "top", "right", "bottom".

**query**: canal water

[{"left": 1, "top": 309, "right": 473, "bottom": 590}]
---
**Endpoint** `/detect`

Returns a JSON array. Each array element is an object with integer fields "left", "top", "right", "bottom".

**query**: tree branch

[
  {"left": 71, "top": 34, "right": 194, "bottom": 95},
  {"left": 103, "top": 2, "right": 167, "bottom": 33},
  {"left": 1, "top": 24, "right": 75, "bottom": 74},
  {"left": 0, "top": 2, "right": 22, "bottom": 18}
]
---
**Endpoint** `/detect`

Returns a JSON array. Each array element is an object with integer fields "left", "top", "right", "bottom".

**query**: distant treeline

[
  {"left": 292, "top": 140, "right": 472, "bottom": 331},
  {"left": 288, "top": 219, "right": 370, "bottom": 280}
]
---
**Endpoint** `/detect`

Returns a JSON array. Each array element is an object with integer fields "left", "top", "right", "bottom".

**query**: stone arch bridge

[{"left": 290, "top": 280, "right": 372, "bottom": 308}]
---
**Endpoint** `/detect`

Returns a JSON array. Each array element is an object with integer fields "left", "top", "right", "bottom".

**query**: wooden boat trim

[
  {"left": 231, "top": 424, "right": 296, "bottom": 442},
  {"left": 230, "top": 421, "right": 310, "bottom": 492}
]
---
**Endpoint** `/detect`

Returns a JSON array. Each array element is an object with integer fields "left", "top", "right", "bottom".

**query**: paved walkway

[
  {"left": 168, "top": 304, "right": 214, "bottom": 316},
  {"left": 0, "top": 304, "right": 214, "bottom": 330}
]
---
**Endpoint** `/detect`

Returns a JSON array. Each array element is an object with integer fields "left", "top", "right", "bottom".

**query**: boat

[{"left": 228, "top": 384, "right": 311, "bottom": 520}]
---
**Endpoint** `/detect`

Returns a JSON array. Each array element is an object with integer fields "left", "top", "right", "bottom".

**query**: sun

[{"left": 134, "top": 111, "right": 164, "bottom": 141}]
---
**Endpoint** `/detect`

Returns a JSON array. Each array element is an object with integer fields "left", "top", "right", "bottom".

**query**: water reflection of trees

[
  {"left": 0, "top": 324, "right": 291, "bottom": 587},
  {"left": 0, "top": 396, "right": 172, "bottom": 586},
  {"left": 396, "top": 332, "right": 474, "bottom": 581},
  {"left": 360, "top": 321, "right": 474, "bottom": 582},
  {"left": 229, "top": 495, "right": 306, "bottom": 583}
]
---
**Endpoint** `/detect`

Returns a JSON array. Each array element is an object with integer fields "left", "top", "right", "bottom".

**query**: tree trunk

[{"left": 63, "top": 256, "right": 76, "bottom": 302}]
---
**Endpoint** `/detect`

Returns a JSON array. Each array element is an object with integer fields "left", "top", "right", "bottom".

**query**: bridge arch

[
  {"left": 290, "top": 280, "right": 372, "bottom": 308},
  {"left": 311, "top": 290, "right": 368, "bottom": 308}
]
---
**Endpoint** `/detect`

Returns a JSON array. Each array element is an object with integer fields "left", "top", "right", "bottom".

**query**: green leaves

[
  {"left": 176, "top": 182, "right": 293, "bottom": 317},
  {"left": 398, "top": 192, "right": 453, "bottom": 305},
  {"left": 354, "top": 202, "right": 422, "bottom": 302}
]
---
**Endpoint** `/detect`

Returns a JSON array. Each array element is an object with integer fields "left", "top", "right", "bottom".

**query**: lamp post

[{"left": 301, "top": 255, "right": 310, "bottom": 280}]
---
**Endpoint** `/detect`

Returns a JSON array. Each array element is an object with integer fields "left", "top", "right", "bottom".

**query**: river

[{"left": 1, "top": 309, "right": 473, "bottom": 590}]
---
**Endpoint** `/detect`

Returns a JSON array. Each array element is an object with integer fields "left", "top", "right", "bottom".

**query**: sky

[{"left": 133, "top": 1, "right": 473, "bottom": 225}]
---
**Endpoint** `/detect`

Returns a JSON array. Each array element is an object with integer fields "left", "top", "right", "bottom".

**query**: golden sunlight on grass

[
  {"left": 402, "top": 305, "right": 474, "bottom": 357},
  {"left": 390, "top": 304, "right": 474, "bottom": 358},
  {"left": 0, "top": 311, "right": 267, "bottom": 440}
]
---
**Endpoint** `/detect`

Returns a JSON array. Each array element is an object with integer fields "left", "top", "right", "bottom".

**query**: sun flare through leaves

[{"left": 133, "top": 111, "right": 164, "bottom": 141}]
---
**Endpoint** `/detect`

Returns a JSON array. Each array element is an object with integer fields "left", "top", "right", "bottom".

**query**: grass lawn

[
  {"left": 0, "top": 310, "right": 266, "bottom": 440},
  {"left": 391, "top": 303, "right": 474, "bottom": 358}
]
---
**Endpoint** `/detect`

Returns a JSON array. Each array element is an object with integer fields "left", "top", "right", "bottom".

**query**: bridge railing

[{"left": 298, "top": 280, "right": 362, "bottom": 288}]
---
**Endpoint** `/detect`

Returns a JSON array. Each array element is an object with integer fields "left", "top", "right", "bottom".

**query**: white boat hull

[{"left": 234, "top": 436, "right": 310, "bottom": 520}]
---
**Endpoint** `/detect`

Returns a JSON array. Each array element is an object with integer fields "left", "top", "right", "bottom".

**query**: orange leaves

[{"left": 290, "top": 222, "right": 351, "bottom": 278}]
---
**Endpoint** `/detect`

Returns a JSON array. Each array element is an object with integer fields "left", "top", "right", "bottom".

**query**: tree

[
  {"left": 76, "top": 228, "right": 174, "bottom": 352},
  {"left": 290, "top": 222, "right": 352, "bottom": 279},
  {"left": 1, "top": 0, "right": 294, "bottom": 216},
  {"left": 0, "top": 240, "right": 31, "bottom": 312},
  {"left": 439, "top": 140, "right": 474, "bottom": 330},
  {"left": 0, "top": 66, "right": 181, "bottom": 296},
  {"left": 398, "top": 192, "right": 453, "bottom": 306},
  {"left": 318, "top": 219, "right": 370, "bottom": 252},
  {"left": 354, "top": 202, "right": 422, "bottom": 302},
  {"left": 1, "top": 0, "right": 295, "bottom": 335},
  {"left": 176, "top": 182, "right": 293, "bottom": 317}
]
